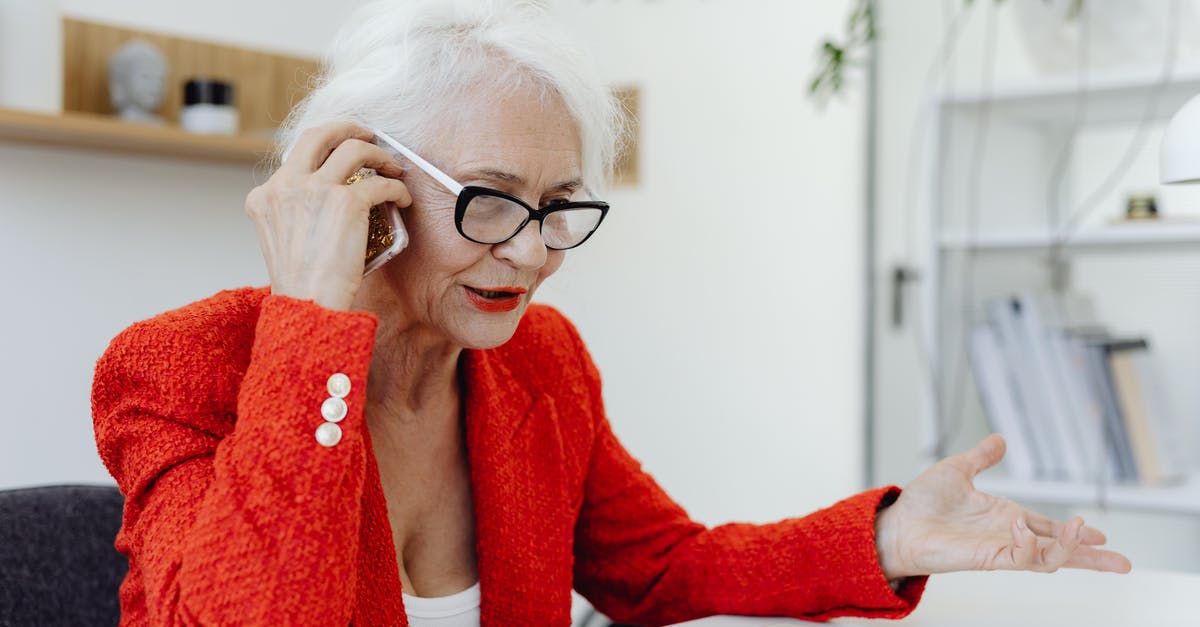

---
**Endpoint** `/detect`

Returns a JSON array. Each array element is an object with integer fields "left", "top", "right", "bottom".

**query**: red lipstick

[{"left": 464, "top": 286, "right": 527, "bottom": 313}]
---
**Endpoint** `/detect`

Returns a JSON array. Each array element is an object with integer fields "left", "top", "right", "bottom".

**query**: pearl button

[
  {"left": 315, "top": 422, "right": 343, "bottom": 447},
  {"left": 327, "top": 373, "right": 351, "bottom": 399},
  {"left": 321, "top": 397, "right": 347, "bottom": 423}
]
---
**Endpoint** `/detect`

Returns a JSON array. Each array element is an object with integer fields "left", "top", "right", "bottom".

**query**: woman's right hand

[{"left": 245, "top": 121, "right": 412, "bottom": 311}]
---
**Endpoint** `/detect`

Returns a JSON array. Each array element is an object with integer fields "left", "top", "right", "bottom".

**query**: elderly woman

[{"left": 91, "top": 1, "right": 1131, "bottom": 625}]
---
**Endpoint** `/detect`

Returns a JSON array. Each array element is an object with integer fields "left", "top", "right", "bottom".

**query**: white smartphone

[{"left": 363, "top": 201, "right": 408, "bottom": 276}]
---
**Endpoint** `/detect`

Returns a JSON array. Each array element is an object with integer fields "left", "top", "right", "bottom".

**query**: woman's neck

[{"left": 353, "top": 288, "right": 464, "bottom": 429}]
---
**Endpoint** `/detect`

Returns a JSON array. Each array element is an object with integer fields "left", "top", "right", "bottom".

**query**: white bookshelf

[
  {"left": 975, "top": 474, "right": 1200, "bottom": 516},
  {"left": 940, "top": 66, "right": 1200, "bottom": 125},
  {"left": 938, "top": 220, "right": 1200, "bottom": 252},
  {"left": 912, "top": 64, "right": 1200, "bottom": 516}
]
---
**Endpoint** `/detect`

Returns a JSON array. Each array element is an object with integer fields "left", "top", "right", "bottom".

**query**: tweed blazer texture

[{"left": 91, "top": 286, "right": 926, "bottom": 626}]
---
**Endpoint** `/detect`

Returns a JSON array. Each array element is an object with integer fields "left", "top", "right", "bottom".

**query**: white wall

[
  {"left": 544, "top": 0, "right": 866, "bottom": 524},
  {"left": 0, "top": 0, "right": 865, "bottom": 527}
]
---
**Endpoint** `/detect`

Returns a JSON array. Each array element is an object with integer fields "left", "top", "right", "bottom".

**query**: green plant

[
  {"left": 809, "top": 0, "right": 1083, "bottom": 104},
  {"left": 809, "top": 0, "right": 876, "bottom": 106}
]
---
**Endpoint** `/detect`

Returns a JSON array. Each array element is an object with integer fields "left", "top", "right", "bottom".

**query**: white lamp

[{"left": 1161, "top": 93, "right": 1200, "bottom": 184}]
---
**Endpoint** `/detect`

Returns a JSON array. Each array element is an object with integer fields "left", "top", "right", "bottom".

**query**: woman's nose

[{"left": 493, "top": 220, "right": 548, "bottom": 269}]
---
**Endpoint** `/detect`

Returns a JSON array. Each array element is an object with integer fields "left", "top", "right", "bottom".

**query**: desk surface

[{"left": 671, "top": 569, "right": 1200, "bottom": 627}]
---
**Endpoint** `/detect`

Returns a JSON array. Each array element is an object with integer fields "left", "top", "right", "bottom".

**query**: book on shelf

[
  {"left": 980, "top": 295, "right": 1084, "bottom": 480},
  {"left": 982, "top": 299, "right": 1054, "bottom": 478},
  {"left": 1074, "top": 333, "right": 1136, "bottom": 482},
  {"left": 1013, "top": 292, "right": 1100, "bottom": 481},
  {"left": 969, "top": 291, "right": 1186, "bottom": 487},
  {"left": 1056, "top": 331, "right": 1121, "bottom": 482},
  {"left": 1103, "top": 339, "right": 1187, "bottom": 486},
  {"left": 968, "top": 325, "right": 1040, "bottom": 479}
]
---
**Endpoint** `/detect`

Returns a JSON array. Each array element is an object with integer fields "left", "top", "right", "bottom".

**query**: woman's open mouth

[{"left": 464, "top": 286, "right": 526, "bottom": 313}]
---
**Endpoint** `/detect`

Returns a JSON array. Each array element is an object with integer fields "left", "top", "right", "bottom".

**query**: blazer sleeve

[
  {"left": 92, "top": 294, "right": 378, "bottom": 626},
  {"left": 561, "top": 317, "right": 927, "bottom": 625}
]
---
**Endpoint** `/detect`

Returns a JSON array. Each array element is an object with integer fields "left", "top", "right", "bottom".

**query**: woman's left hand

[{"left": 874, "top": 434, "right": 1133, "bottom": 580}]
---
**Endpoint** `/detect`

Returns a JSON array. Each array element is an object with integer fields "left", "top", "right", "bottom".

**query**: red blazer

[{"left": 92, "top": 286, "right": 926, "bottom": 626}]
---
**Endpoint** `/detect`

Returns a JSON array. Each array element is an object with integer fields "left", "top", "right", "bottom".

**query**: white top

[{"left": 402, "top": 582, "right": 481, "bottom": 627}]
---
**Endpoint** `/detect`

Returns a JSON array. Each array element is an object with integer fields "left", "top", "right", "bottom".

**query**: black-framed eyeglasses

[{"left": 373, "top": 128, "right": 609, "bottom": 250}]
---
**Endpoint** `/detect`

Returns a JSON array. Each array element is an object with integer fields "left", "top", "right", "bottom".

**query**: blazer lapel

[
  {"left": 356, "top": 423, "right": 406, "bottom": 624},
  {"left": 463, "top": 348, "right": 575, "bottom": 625}
]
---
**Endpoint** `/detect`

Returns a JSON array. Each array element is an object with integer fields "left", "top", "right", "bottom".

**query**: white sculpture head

[{"left": 108, "top": 40, "right": 167, "bottom": 123}]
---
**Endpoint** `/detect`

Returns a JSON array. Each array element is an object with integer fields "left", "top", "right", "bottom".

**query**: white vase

[
  {"left": 1012, "top": 0, "right": 1200, "bottom": 75},
  {"left": 0, "top": 0, "right": 62, "bottom": 113}
]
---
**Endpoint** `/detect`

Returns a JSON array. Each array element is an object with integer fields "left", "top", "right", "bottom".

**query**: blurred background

[{"left": 2, "top": 0, "right": 1199, "bottom": 585}]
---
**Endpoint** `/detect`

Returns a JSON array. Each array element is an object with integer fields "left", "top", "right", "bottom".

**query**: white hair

[{"left": 275, "top": 0, "right": 625, "bottom": 194}]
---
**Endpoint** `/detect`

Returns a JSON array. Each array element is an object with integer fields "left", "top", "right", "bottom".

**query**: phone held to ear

[{"left": 364, "top": 201, "right": 407, "bottom": 276}]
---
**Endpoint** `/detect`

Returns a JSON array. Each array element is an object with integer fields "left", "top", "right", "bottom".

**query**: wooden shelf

[
  {"left": 0, "top": 107, "right": 274, "bottom": 165},
  {"left": 976, "top": 473, "right": 1200, "bottom": 515}
]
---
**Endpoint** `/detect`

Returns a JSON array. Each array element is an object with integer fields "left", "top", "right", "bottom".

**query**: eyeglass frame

[{"left": 372, "top": 128, "right": 610, "bottom": 250}]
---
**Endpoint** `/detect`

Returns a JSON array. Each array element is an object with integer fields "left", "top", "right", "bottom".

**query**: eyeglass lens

[{"left": 461, "top": 194, "right": 603, "bottom": 249}]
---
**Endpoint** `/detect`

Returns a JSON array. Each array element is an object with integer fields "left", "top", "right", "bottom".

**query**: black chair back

[{"left": 0, "top": 484, "right": 126, "bottom": 627}]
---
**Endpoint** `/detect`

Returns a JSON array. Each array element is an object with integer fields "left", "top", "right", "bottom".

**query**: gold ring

[{"left": 346, "top": 168, "right": 375, "bottom": 185}]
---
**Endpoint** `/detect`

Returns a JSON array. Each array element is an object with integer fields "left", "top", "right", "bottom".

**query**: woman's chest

[
  {"left": 355, "top": 412, "right": 592, "bottom": 623},
  {"left": 373, "top": 441, "right": 479, "bottom": 596}
]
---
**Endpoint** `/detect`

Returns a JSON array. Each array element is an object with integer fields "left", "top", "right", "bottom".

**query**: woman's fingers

[
  {"left": 283, "top": 121, "right": 375, "bottom": 173},
  {"left": 952, "top": 434, "right": 1007, "bottom": 478},
  {"left": 1007, "top": 516, "right": 1038, "bottom": 569},
  {"left": 1024, "top": 511, "right": 1108, "bottom": 546},
  {"left": 349, "top": 176, "right": 414, "bottom": 210},
  {"left": 1001, "top": 516, "right": 1128, "bottom": 573},
  {"left": 245, "top": 120, "right": 415, "bottom": 311},
  {"left": 1004, "top": 515, "right": 1076, "bottom": 572},
  {"left": 1064, "top": 545, "right": 1134, "bottom": 573},
  {"left": 316, "top": 138, "right": 406, "bottom": 182},
  {"left": 250, "top": 120, "right": 425, "bottom": 309},
  {"left": 1039, "top": 517, "right": 1085, "bottom": 571}
]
